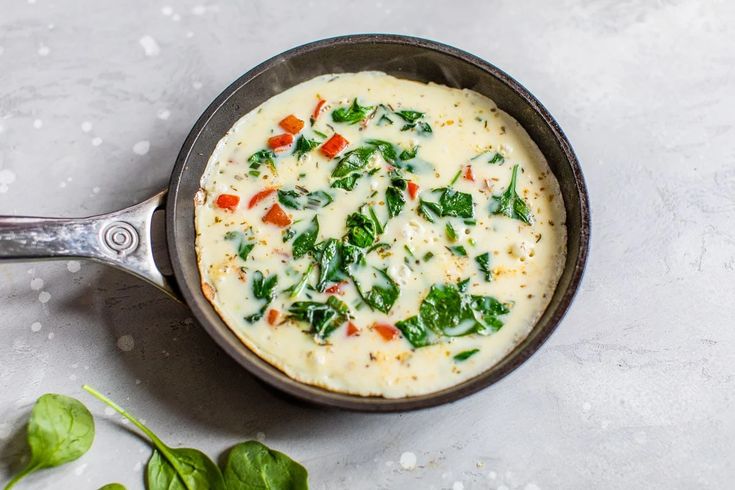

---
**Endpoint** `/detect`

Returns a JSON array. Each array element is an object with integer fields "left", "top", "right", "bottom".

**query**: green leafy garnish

[
  {"left": 278, "top": 188, "right": 333, "bottom": 210},
  {"left": 488, "top": 152, "right": 504, "bottom": 164},
  {"left": 98, "top": 484, "right": 126, "bottom": 490},
  {"left": 395, "top": 110, "right": 432, "bottom": 134},
  {"left": 445, "top": 223, "right": 458, "bottom": 242},
  {"left": 331, "top": 98, "right": 373, "bottom": 125},
  {"left": 489, "top": 164, "right": 533, "bottom": 224},
  {"left": 293, "top": 135, "right": 320, "bottom": 159},
  {"left": 311, "top": 239, "right": 347, "bottom": 291},
  {"left": 352, "top": 268, "right": 400, "bottom": 314},
  {"left": 287, "top": 263, "right": 314, "bottom": 299},
  {"left": 331, "top": 147, "right": 375, "bottom": 178},
  {"left": 399, "top": 146, "right": 418, "bottom": 161},
  {"left": 288, "top": 296, "right": 350, "bottom": 340},
  {"left": 292, "top": 217, "right": 319, "bottom": 259},
  {"left": 418, "top": 188, "right": 475, "bottom": 222},
  {"left": 447, "top": 245, "right": 467, "bottom": 256},
  {"left": 222, "top": 441, "right": 308, "bottom": 490},
  {"left": 248, "top": 149, "right": 276, "bottom": 172},
  {"left": 331, "top": 173, "right": 362, "bottom": 191},
  {"left": 365, "top": 139, "right": 397, "bottom": 164},
  {"left": 454, "top": 349, "right": 480, "bottom": 361},
  {"left": 475, "top": 252, "right": 493, "bottom": 282},
  {"left": 377, "top": 114, "right": 393, "bottom": 126},
  {"left": 395, "top": 316, "right": 431, "bottom": 348},
  {"left": 282, "top": 227, "right": 297, "bottom": 243},
  {"left": 385, "top": 187, "right": 405, "bottom": 218},
  {"left": 4, "top": 394, "right": 94, "bottom": 490},
  {"left": 224, "top": 230, "right": 255, "bottom": 261},
  {"left": 245, "top": 271, "right": 278, "bottom": 322},
  {"left": 83, "top": 386, "right": 226, "bottom": 490},
  {"left": 346, "top": 212, "right": 377, "bottom": 248}
]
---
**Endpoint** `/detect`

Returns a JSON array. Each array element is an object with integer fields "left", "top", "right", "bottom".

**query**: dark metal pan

[{"left": 0, "top": 34, "right": 590, "bottom": 411}]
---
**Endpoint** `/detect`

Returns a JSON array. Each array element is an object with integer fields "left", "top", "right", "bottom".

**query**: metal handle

[{"left": 0, "top": 190, "right": 179, "bottom": 300}]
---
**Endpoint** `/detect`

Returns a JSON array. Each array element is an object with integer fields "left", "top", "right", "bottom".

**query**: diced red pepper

[
  {"left": 215, "top": 193, "right": 240, "bottom": 211},
  {"left": 325, "top": 281, "right": 347, "bottom": 296},
  {"left": 267, "top": 308, "right": 280, "bottom": 326},
  {"left": 407, "top": 181, "right": 419, "bottom": 200},
  {"left": 464, "top": 165, "right": 475, "bottom": 182},
  {"left": 262, "top": 203, "right": 292, "bottom": 228},
  {"left": 312, "top": 99, "right": 326, "bottom": 120},
  {"left": 247, "top": 188, "right": 276, "bottom": 209},
  {"left": 320, "top": 134, "right": 349, "bottom": 159},
  {"left": 346, "top": 321, "right": 360, "bottom": 337},
  {"left": 373, "top": 323, "right": 400, "bottom": 341},
  {"left": 279, "top": 115, "right": 304, "bottom": 135},
  {"left": 267, "top": 133, "right": 294, "bottom": 150}
]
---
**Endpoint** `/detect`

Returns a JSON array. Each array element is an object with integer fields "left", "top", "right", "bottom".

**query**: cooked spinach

[
  {"left": 83, "top": 386, "right": 225, "bottom": 490},
  {"left": 331, "top": 147, "right": 375, "bottom": 178},
  {"left": 288, "top": 295, "right": 350, "bottom": 340},
  {"left": 346, "top": 212, "right": 377, "bottom": 248},
  {"left": 399, "top": 146, "right": 418, "bottom": 161},
  {"left": 278, "top": 188, "right": 333, "bottom": 210},
  {"left": 454, "top": 349, "right": 480, "bottom": 361},
  {"left": 292, "top": 217, "right": 319, "bottom": 259},
  {"left": 445, "top": 223, "right": 458, "bottom": 242},
  {"left": 395, "top": 316, "right": 432, "bottom": 348},
  {"left": 311, "top": 239, "right": 346, "bottom": 291},
  {"left": 365, "top": 139, "right": 398, "bottom": 164},
  {"left": 447, "top": 245, "right": 467, "bottom": 256},
  {"left": 475, "top": 252, "right": 493, "bottom": 282},
  {"left": 377, "top": 114, "right": 393, "bottom": 126},
  {"left": 418, "top": 188, "right": 475, "bottom": 222},
  {"left": 385, "top": 171, "right": 407, "bottom": 219},
  {"left": 489, "top": 152, "right": 504, "bottom": 164},
  {"left": 287, "top": 263, "right": 314, "bottom": 299},
  {"left": 245, "top": 271, "right": 278, "bottom": 322},
  {"left": 4, "top": 394, "right": 94, "bottom": 490},
  {"left": 331, "top": 98, "right": 373, "bottom": 125},
  {"left": 224, "top": 231, "right": 255, "bottom": 261},
  {"left": 489, "top": 164, "right": 533, "bottom": 225},
  {"left": 352, "top": 268, "right": 400, "bottom": 314},
  {"left": 282, "top": 227, "right": 297, "bottom": 243},
  {"left": 422, "top": 251, "right": 434, "bottom": 262},
  {"left": 293, "top": 135, "right": 320, "bottom": 159},
  {"left": 331, "top": 173, "right": 362, "bottom": 191},
  {"left": 395, "top": 110, "right": 432, "bottom": 134},
  {"left": 247, "top": 149, "right": 276, "bottom": 172},
  {"left": 222, "top": 441, "right": 308, "bottom": 490}
]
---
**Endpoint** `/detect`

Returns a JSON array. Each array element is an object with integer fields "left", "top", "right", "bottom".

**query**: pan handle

[{"left": 0, "top": 191, "right": 180, "bottom": 300}]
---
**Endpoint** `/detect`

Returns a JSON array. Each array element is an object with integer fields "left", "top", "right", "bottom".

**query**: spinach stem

[{"left": 3, "top": 462, "right": 40, "bottom": 490}]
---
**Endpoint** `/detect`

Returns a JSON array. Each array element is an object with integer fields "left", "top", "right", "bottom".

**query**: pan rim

[{"left": 166, "top": 33, "right": 590, "bottom": 411}]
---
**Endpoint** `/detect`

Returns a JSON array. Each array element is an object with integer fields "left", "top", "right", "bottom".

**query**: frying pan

[{"left": 0, "top": 34, "right": 590, "bottom": 411}]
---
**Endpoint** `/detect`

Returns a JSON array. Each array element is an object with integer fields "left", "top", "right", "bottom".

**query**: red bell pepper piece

[
  {"left": 407, "top": 181, "right": 419, "bottom": 200},
  {"left": 248, "top": 188, "right": 276, "bottom": 209},
  {"left": 464, "top": 165, "right": 475, "bottom": 182},
  {"left": 312, "top": 99, "right": 326, "bottom": 120},
  {"left": 262, "top": 203, "right": 292, "bottom": 227},
  {"left": 267, "top": 133, "right": 294, "bottom": 150},
  {"left": 279, "top": 115, "right": 304, "bottom": 135},
  {"left": 215, "top": 193, "right": 240, "bottom": 211},
  {"left": 320, "top": 134, "right": 349, "bottom": 158},
  {"left": 346, "top": 321, "right": 360, "bottom": 337},
  {"left": 373, "top": 323, "right": 400, "bottom": 341}
]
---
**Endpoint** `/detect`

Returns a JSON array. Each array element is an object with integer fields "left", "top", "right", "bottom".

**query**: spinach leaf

[
  {"left": 278, "top": 188, "right": 333, "bottom": 210},
  {"left": 447, "top": 245, "right": 467, "bottom": 256},
  {"left": 292, "top": 217, "right": 319, "bottom": 259},
  {"left": 368, "top": 206, "right": 384, "bottom": 235},
  {"left": 222, "top": 441, "right": 308, "bottom": 490},
  {"left": 247, "top": 149, "right": 276, "bottom": 172},
  {"left": 488, "top": 152, "right": 504, "bottom": 164},
  {"left": 331, "top": 98, "right": 373, "bottom": 125},
  {"left": 98, "top": 484, "right": 126, "bottom": 490},
  {"left": 395, "top": 316, "right": 431, "bottom": 348},
  {"left": 385, "top": 187, "right": 405, "bottom": 218},
  {"left": 394, "top": 110, "right": 423, "bottom": 124},
  {"left": 346, "top": 212, "right": 376, "bottom": 248},
  {"left": 287, "top": 263, "right": 314, "bottom": 299},
  {"left": 331, "top": 147, "right": 375, "bottom": 178},
  {"left": 395, "top": 110, "right": 432, "bottom": 134},
  {"left": 489, "top": 164, "right": 533, "bottom": 224},
  {"left": 288, "top": 296, "right": 350, "bottom": 340},
  {"left": 83, "top": 385, "right": 225, "bottom": 490},
  {"left": 418, "top": 188, "right": 475, "bottom": 222},
  {"left": 311, "top": 239, "right": 346, "bottom": 291},
  {"left": 416, "top": 122, "right": 433, "bottom": 134},
  {"left": 454, "top": 349, "right": 479, "bottom": 361},
  {"left": 353, "top": 268, "right": 400, "bottom": 314},
  {"left": 293, "top": 135, "right": 320, "bottom": 159},
  {"left": 377, "top": 114, "right": 393, "bottom": 126},
  {"left": 365, "top": 139, "right": 397, "bottom": 164},
  {"left": 445, "top": 223, "right": 458, "bottom": 242},
  {"left": 245, "top": 271, "right": 278, "bottom": 322},
  {"left": 399, "top": 146, "right": 418, "bottom": 161},
  {"left": 4, "top": 394, "right": 95, "bottom": 490},
  {"left": 475, "top": 253, "right": 493, "bottom": 282},
  {"left": 330, "top": 173, "right": 362, "bottom": 191},
  {"left": 282, "top": 228, "right": 297, "bottom": 243},
  {"left": 224, "top": 231, "right": 255, "bottom": 261}
]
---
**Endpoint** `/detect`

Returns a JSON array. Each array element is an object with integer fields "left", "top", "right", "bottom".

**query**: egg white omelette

[{"left": 194, "top": 72, "right": 566, "bottom": 398}]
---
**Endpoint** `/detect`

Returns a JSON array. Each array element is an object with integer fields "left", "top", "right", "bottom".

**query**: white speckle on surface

[
  {"left": 30, "top": 277, "right": 44, "bottom": 290},
  {"left": 161, "top": 5, "right": 173, "bottom": 16},
  {"left": 185, "top": 31, "right": 194, "bottom": 38},
  {"left": 0, "top": 46, "right": 4, "bottom": 56},
  {"left": 133, "top": 461, "right": 142, "bottom": 472},
  {"left": 139, "top": 35, "right": 160, "bottom": 57},
  {"left": 38, "top": 44, "right": 50, "bottom": 56},
  {"left": 38, "top": 291, "right": 51, "bottom": 303},
  {"left": 498, "top": 485, "right": 509, "bottom": 490},
  {"left": 385, "top": 461, "right": 394, "bottom": 468},
  {"left": 30, "top": 322, "right": 42, "bottom": 332},
  {"left": 171, "top": 13, "right": 181, "bottom": 21},
  {"left": 256, "top": 432, "right": 266, "bottom": 442},
  {"left": 525, "top": 483, "right": 541, "bottom": 490},
  {"left": 33, "top": 119, "right": 42, "bottom": 129},
  {"left": 582, "top": 401, "right": 592, "bottom": 412},
  {"left": 104, "top": 406, "right": 115, "bottom": 416},
  {"left": 67, "top": 261, "right": 81, "bottom": 272},
  {"left": 0, "top": 169, "right": 16, "bottom": 193},
  {"left": 92, "top": 186, "right": 100, "bottom": 194},
  {"left": 59, "top": 181, "right": 66, "bottom": 188},
  {"left": 69, "top": 373, "right": 77, "bottom": 381},
  {"left": 157, "top": 108, "right": 171, "bottom": 120},
  {"left": 47, "top": 23, "right": 54, "bottom": 30},
  {"left": 133, "top": 140, "right": 150, "bottom": 155},
  {"left": 488, "top": 471, "right": 497, "bottom": 480},
  {"left": 27, "top": 0, "right": 36, "bottom": 4},
  {"left": 399, "top": 451, "right": 417, "bottom": 470},
  {"left": 192, "top": 80, "right": 203, "bottom": 90},
  {"left": 80, "top": 121, "right": 92, "bottom": 132},
  {"left": 192, "top": 5, "right": 206, "bottom": 15},
  {"left": 452, "top": 482, "right": 464, "bottom": 490},
  {"left": 601, "top": 420, "right": 611, "bottom": 430},
  {"left": 91, "top": 137, "right": 102, "bottom": 146},
  {"left": 47, "top": 332, "right": 55, "bottom": 340},
  {"left": 117, "top": 334, "right": 135, "bottom": 352}
]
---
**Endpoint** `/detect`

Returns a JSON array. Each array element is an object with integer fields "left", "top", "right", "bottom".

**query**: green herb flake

[
  {"left": 422, "top": 251, "right": 434, "bottom": 262},
  {"left": 475, "top": 252, "right": 493, "bottom": 282},
  {"left": 447, "top": 245, "right": 467, "bottom": 256},
  {"left": 445, "top": 223, "right": 458, "bottom": 242},
  {"left": 453, "top": 348, "right": 480, "bottom": 361},
  {"left": 224, "top": 231, "right": 255, "bottom": 261}
]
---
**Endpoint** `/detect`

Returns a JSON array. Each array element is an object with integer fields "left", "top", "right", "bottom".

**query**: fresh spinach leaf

[
  {"left": 292, "top": 217, "right": 319, "bottom": 259},
  {"left": 454, "top": 349, "right": 479, "bottom": 361},
  {"left": 447, "top": 245, "right": 467, "bottom": 256},
  {"left": 4, "top": 394, "right": 95, "bottom": 490},
  {"left": 224, "top": 231, "right": 255, "bottom": 261},
  {"left": 83, "top": 386, "right": 225, "bottom": 490},
  {"left": 395, "top": 316, "right": 431, "bottom": 348},
  {"left": 418, "top": 188, "right": 475, "bottom": 222},
  {"left": 489, "top": 164, "right": 533, "bottom": 224},
  {"left": 98, "top": 484, "right": 127, "bottom": 490},
  {"left": 365, "top": 139, "right": 397, "bottom": 164},
  {"left": 331, "top": 147, "right": 375, "bottom": 178},
  {"left": 278, "top": 188, "right": 333, "bottom": 210},
  {"left": 288, "top": 296, "right": 350, "bottom": 340},
  {"left": 248, "top": 149, "right": 276, "bottom": 172},
  {"left": 222, "top": 441, "right": 308, "bottom": 490},
  {"left": 346, "top": 212, "right": 377, "bottom": 248},
  {"left": 475, "top": 252, "right": 492, "bottom": 282},
  {"left": 293, "top": 135, "right": 320, "bottom": 159},
  {"left": 331, "top": 98, "right": 373, "bottom": 125}
]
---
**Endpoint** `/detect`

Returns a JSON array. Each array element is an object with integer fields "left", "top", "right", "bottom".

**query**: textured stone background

[{"left": 1, "top": 1, "right": 733, "bottom": 489}]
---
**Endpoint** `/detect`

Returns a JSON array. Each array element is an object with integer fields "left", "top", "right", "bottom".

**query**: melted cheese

[{"left": 195, "top": 72, "right": 566, "bottom": 398}]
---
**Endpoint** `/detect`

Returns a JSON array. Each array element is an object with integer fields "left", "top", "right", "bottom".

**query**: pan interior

[{"left": 167, "top": 35, "right": 588, "bottom": 411}]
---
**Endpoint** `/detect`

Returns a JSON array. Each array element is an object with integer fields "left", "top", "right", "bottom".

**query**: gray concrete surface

[{"left": 1, "top": 1, "right": 733, "bottom": 488}]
